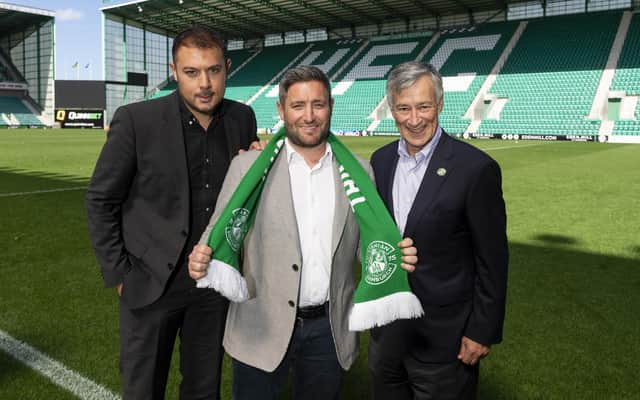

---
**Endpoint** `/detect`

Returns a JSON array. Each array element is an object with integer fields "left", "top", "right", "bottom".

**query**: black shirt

[{"left": 166, "top": 98, "right": 231, "bottom": 293}]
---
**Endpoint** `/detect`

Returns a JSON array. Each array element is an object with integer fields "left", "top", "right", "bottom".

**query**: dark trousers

[
  {"left": 370, "top": 356, "right": 478, "bottom": 400},
  {"left": 232, "top": 314, "right": 343, "bottom": 400},
  {"left": 368, "top": 314, "right": 478, "bottom": 400},
  {"left": 119, "top": 288, "right": 228, "bottom": 400}
]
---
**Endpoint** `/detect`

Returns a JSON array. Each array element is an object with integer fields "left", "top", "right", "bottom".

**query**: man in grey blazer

[{"left": 188, "top": 65, "right": 417, "bottom": 400}]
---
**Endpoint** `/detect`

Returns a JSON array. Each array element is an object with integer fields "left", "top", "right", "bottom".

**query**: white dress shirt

[
  {"left": 286, "top": 138, "right": 335, "bottom": 307},
  {"left": 392, "top": 127, "right": 442, "bottom": 234}
]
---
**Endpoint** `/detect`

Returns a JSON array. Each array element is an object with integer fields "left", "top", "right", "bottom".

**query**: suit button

[
  {"left": 181, "top": 230, "right": 187, "bottom": 237},
  {"left": 292, "top": 264, "right": 299, "bottom": 271},
  {"left": 288, "top": 300, "right": 295, "bottom": 307},
  {"left": 168, "top": 263, "right": 174, "bottom": 270}
]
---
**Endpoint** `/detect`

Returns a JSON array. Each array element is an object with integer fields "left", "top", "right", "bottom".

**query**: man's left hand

[
  {"left": 458, "top": 336, "right": 490, "bottom": 366},
  {"left": 398, "top": 237, "right": 418, "bottom": 273}
]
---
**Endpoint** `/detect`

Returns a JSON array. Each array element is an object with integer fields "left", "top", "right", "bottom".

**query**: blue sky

[{"left": 10, "top": 0, "right": 133, "bottom": 80}]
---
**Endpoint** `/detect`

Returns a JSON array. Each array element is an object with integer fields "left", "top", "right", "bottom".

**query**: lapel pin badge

[{"left": 436, "top": 167, "right": 447, "bottom": 177}]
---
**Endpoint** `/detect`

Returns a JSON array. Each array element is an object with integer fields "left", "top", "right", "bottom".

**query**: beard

[
  {"left": 285, "top": 123, "right": 331, "bottom": 148},
  {"left": 182, "top": 88, "right": 219, "bottom": 115}
]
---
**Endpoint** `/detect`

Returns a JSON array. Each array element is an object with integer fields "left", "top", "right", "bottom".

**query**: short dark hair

[
  {"left": 172, "top": 25, "right": 226, "bottom": 63},
  {"left": 278, "top": 65, "right": 331, "bottom": 104}
]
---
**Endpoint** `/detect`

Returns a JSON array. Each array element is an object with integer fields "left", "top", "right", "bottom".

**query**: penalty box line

[{"left": 0, "top": 329, "right": 120, "bottom": 400}]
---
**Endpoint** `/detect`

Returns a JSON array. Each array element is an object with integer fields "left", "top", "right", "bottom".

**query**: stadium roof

[
  {"left": 0, "top": 2, "right": 55, "bottom": 37},
  {"left": 101, "top": 0, "right": 510, "bottom": 40}
]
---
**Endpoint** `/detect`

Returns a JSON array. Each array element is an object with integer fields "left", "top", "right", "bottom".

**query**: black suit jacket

[
  {"left": 370, "top": 131, "right": 508, "bottom": 362},
  {"left": 86, "top": 91, "right": 257, "bottom": 309}
]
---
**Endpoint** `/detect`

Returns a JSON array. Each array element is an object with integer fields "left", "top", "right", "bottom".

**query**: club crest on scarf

[
  {"left": 225, "top": 208, "right": 250, "bottom": 251},
  {"left": 365, "top": 241, "right": 397, "bottom": 285}
]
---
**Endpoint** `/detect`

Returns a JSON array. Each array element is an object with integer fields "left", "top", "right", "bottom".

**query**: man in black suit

[
  {"left": 368, "top": 61, "right": 509, "bottom": 399},
  {"left": 86, "top": 26, "right": 259, "bottom": 399}
]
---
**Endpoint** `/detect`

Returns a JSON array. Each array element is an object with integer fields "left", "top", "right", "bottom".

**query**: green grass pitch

[{"left": 0, "top": 129, "right": 639, "bottom": 399}]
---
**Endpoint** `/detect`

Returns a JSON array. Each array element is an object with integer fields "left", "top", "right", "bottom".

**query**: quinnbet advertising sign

[{"left": 55, "top": 109, "right": 104, "bottom": 128}]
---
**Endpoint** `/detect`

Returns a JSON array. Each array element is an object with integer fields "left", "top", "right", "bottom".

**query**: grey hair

[
  {"left": 386, "top": 61, "right": 443, "bottom": 107},
  {"left": 278, "top": 65, "right": 331, "bottom": 104}
]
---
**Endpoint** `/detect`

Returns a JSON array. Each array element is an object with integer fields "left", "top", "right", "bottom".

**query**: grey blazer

[{"left": 200, "top": 147, "right": 372, "bottom": 372}]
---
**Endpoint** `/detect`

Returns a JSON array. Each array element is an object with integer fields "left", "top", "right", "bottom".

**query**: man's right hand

[
  {"left": 239, "top": 139, "right": 268, "bottom": 154},
  {"left": 117, "top": 283, "right": 123, "bottom": 297},
  {"left": 188, "top": 244, "right": 213, "bottom": 280}
]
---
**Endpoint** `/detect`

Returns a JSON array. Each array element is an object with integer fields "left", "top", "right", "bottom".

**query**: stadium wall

[
  {"left": 103, "top": 14, "right": 173, "bottom": 124},
  {"left": 0, "top": 19, "right": 54, "bottom": 125}
]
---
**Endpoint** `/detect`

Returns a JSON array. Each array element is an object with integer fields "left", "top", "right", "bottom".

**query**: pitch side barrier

[
  {"left": 466, "top": 133, "right": 598, "bottom": 142},
  {"left": 371, "top": 131, "right": 597, "bottom": 141}
]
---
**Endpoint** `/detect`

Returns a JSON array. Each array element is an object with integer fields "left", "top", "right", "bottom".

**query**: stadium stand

[
  {"left": 0, "top": 47, "right": 26, "bottom": 83},
  {"left": 0, "top": 50, "right": 45, "bottom": 127},
  {"left": 151, "top": 79, "right": 177, "bottom": 99},
  {"left": 611, "top": 13, "right": 640, "bottom": 96},
  {"left": 330, "top": 35, "right": 432, "bottom": 132},
  {"left": 375, "top": 22, "right": 520, "bottom": 134},
  {"left": 0, "top": 96, "right": 44, "bottom": 126},
  {"left": 145, "top": 10, "right": 640, "bottom": 139},
  {"left": 227, "top": 48, "right": 256, "bottom": 75},
  {"left": 225, "top": 43, "right": 310, "bottom": 103},
  {"left": 478, "top": 12, "right": 621, "bottom": 137},
  {"left": 247, "top": 38, "right": 366, "bottom": 129},
  {"left": 0, "top": 4, "right": 53, "bottom": 127},
  {"left": 610, "top": 13, "right": 640, "bottom": 136}
]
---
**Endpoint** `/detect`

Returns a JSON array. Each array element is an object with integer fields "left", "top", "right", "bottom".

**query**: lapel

[
  {"left": 381, "top": 146, "right": 400, "bottom": 217},
  {"left": 262, "top": 150, "right": 302, "bottom": 255},
  {"left": 162, "top": 92, "right": 189, "bottom": 215},
  {"left": 331, "top": 158, "right": 349, "bottom": 257},
  {"left": 403, "top": 132, "right": 454, "bottom": 238},
  {"left": 263, "top": 147, "right": 350, "bottom": 259},
  {"left": 221, "top": 99, "right": 240, "bottom": 158}
]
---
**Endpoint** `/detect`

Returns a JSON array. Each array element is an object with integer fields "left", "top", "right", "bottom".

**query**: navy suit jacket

[{"left": 370, "top": 131, "right": 508, "bottom": 361}]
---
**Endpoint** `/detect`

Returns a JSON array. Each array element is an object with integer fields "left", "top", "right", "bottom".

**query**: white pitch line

[
  {"left": 0, "top": 329, "right": 121, "bottom": 400},
  {"left": 0, "top": 186, "right": 86, "bottom": 198}
]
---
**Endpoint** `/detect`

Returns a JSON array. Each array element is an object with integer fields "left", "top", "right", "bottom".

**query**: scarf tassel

[
  {"left": 348, "top": 291, "right": 424, "bottom": 331},
  {"left": 196, "top": 260, "right": 250, "bottom": 303}
]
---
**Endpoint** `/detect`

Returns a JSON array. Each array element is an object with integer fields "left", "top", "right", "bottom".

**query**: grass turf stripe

[{"left": 0, "top": 329, "right": 120, "bottom": 400}]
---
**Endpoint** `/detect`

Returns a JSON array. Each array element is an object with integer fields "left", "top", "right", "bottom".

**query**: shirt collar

[
  {"left": 285, "top": 137, "right": 333, "bottom": 167},
  {"left": 397, "top": 125, "right": 442, "bottom": 162}
]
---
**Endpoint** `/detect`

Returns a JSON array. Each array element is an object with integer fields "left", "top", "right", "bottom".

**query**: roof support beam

[
  {"left": 289, "top": 0, "right": 353, "bottom": 27},
  {"left": 252, "top": 0, "right": 323, "bottom": 32},
  {"left": 448, "top": 0, "right": 473, "bottom": 15},
  {"left": 369, "top": 0, "right": 411, "bottom": 20},
  {"left": 404, "top": 0, "right": 439, "bottom": 19},
  {"left": 329, "top": 0, "right": 381, "bottom": 25},
  {"left": 189, "top": 1, "right": 272, "bottom": 37}
]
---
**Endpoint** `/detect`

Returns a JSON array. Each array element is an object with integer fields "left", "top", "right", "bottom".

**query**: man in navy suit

[{"left": 368, "top": 61, "right": 509, "bottom": 399}]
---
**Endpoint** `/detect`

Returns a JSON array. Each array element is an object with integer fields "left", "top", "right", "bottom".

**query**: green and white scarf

[{"left": 196, "top": 128, "right": 423, "bottom": 331}]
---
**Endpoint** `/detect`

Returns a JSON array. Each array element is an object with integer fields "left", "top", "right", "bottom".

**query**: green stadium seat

[
  {"left": 479, "top": 12, "right": 621, "bottom": 136},
  {"left": 0, "top": 96, "right": 43, "bottom": 126},
  {"left": 611, "top": 14, "right": 640, "bottom": 136}
]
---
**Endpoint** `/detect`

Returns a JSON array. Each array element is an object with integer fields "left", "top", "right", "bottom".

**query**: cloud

[{"left": 56, "top": 8, "right": 83, "bottom": 21}]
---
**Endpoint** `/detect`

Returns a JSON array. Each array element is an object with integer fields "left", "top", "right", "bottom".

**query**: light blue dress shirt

[{"left": 392, "top": 126, "right": 443, "bottom": 234}]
